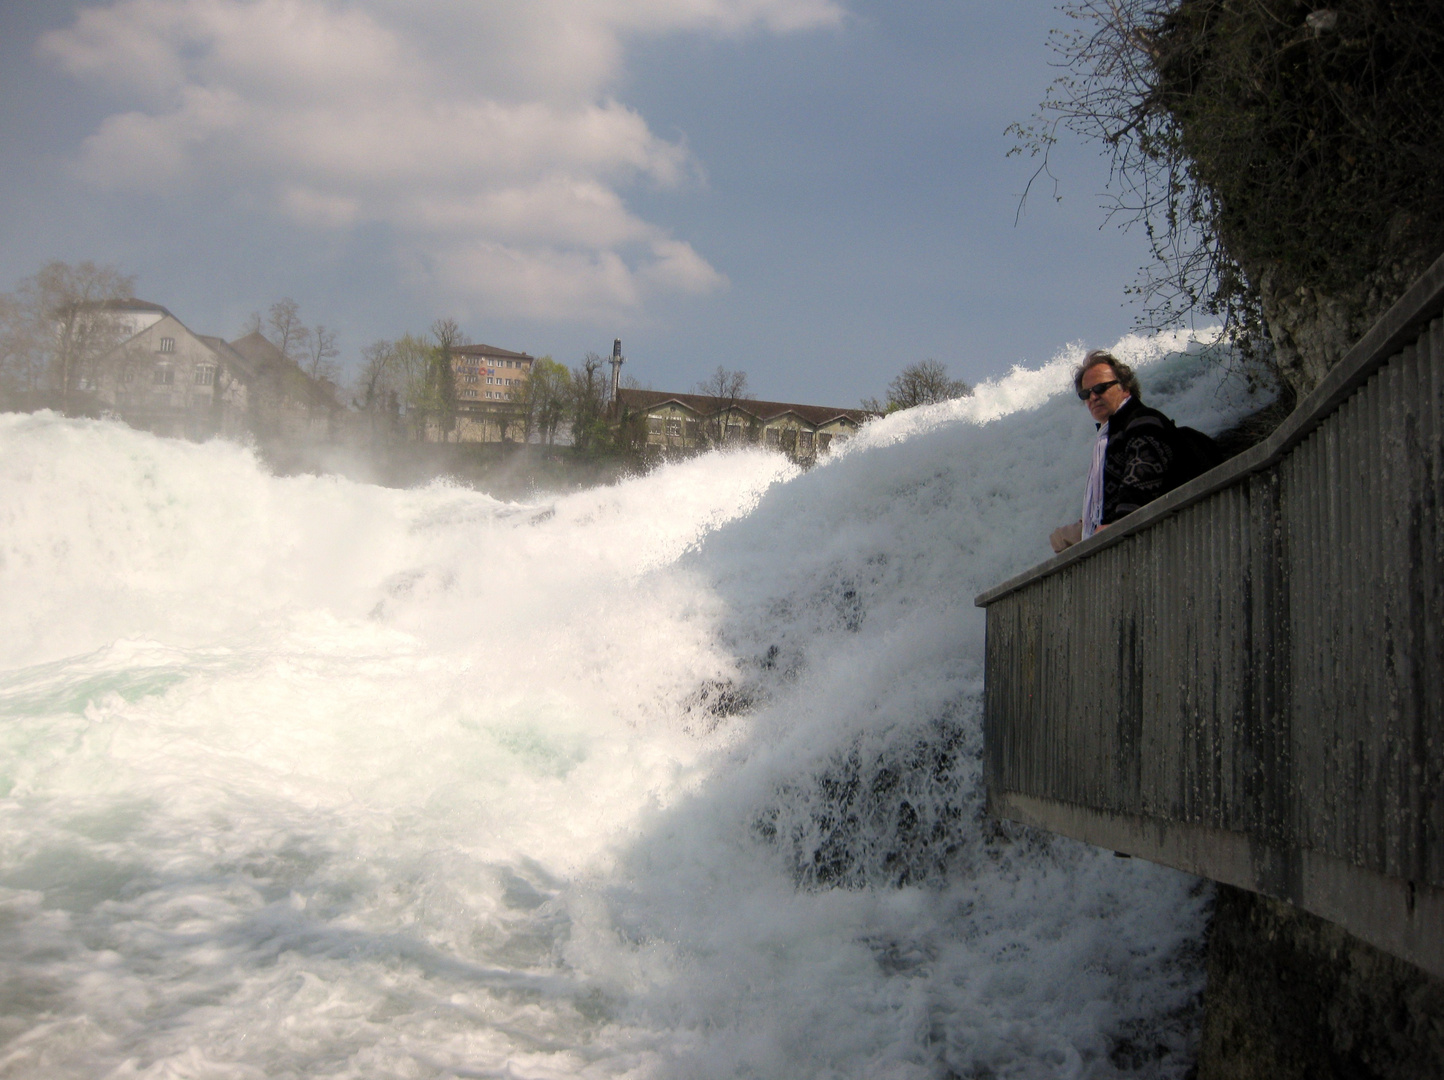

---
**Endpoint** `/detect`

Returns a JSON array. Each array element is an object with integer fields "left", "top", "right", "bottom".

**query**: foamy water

[{"left": 0, "top": 337, "right": 1272, "bottom": 1079}]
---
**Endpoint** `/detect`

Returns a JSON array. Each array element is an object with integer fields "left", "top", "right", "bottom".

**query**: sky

[{"left": 0, "top": 0, "right": 1163, "bottom": 407}]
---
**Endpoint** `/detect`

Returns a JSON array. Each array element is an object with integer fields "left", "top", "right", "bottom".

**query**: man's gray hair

[{"left": 1073, "top": 349, "right": 1143, "bottom": 403}]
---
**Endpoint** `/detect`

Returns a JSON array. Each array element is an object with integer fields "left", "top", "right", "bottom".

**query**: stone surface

[{"left": 1200, "top": 885, "right": 1444, "bottom": 1080}]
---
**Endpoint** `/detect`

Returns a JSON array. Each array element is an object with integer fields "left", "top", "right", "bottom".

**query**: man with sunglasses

[{"left": 1050, "top": 350, "right": 1188, "bottom": 553}]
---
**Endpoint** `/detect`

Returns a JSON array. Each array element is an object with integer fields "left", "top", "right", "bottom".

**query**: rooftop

[
  {"left": 453, "top": 343, "right": 534, "bottom": 361},
  {"left": 616, "top": 388, "right": 872, "bottom": 427}
]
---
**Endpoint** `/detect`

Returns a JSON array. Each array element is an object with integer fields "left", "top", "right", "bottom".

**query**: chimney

[{"left": 609, "top": 337, "right": 624, "bottom": 403}]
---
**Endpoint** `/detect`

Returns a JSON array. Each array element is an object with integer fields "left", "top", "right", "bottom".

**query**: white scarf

[{"left": 1081, "top": 419, "right": 1110, "bottom": 539}]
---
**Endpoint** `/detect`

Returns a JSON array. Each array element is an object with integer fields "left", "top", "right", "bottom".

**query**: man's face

[{"left": 1080, "top": 363, "right": 1128, "bottom": 423}]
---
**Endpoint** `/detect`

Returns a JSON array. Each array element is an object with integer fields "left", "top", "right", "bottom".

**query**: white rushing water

[{"left": 0, "top": 337, "right": 1274, "bottom": 1079}]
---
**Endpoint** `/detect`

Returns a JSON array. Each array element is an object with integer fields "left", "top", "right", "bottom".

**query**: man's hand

[{"left": 1050, "top": 520, "right": 1083, "bottom": 553}]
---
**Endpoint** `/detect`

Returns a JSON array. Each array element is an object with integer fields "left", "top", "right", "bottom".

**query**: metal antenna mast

[{"left": 609, "top": 338, "right": 624, "bottom": 403}]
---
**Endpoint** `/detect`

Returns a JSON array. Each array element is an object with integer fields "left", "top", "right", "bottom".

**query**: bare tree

[
  {"left": 265, "top": 298, "right": 311, "bottom": 364},
  {"left": 353, "top": 338, "right": 404, "bottom": 439},
  {"left": 0, "top": 260, "right": 136, "bottom": 409},
  {"left": 695, "top": 365, "right": 749, "bottom": 402},
  {"left": 693, "top": 365, "right": 752, "bottom": 444},
  {"left": 305, "top": 324, "right": 340, "bottom": 383},
  {"left": 355, "top": 340, "right": 393, "bottom": 407},
  {"left": 865, "top": 360, "right": 971, "bottom": 413}
]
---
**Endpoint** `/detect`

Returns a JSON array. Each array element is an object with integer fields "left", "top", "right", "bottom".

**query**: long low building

[{"left": 616, "top": 388, "right": 872, "bottom": 458}]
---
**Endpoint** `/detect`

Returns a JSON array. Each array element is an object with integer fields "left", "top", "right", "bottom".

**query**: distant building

[
  {"left": 86, "top": 302, "right": 238, "bottom": 439},
  {"left": 616, "top": 388, "right": 872, "bottom": 459},
  {"left": 86, "top": 300, "right": 339, "bottom": 440},
  {"left": 224, "top": 331, "right": 342, "bottom": 439},
  {"left": 103, "top": 297, "right": 171, "bottom": 340},
  {"left": 450, "top": 343, "right": 535, "bottom": 442}
]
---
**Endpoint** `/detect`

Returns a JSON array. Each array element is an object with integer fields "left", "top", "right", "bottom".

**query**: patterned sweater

[{"left": 1100, "top": 396, "right": 1188, "bottom": 524}]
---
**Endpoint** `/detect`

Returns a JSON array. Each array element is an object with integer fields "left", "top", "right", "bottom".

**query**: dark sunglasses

[{"left": 1077, "top": 379, "right": 1119, "bottom": 401}]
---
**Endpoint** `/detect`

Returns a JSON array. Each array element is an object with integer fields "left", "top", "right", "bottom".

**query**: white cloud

[{"left": 39, "top": 0, "right": 842, "bottom": 321}]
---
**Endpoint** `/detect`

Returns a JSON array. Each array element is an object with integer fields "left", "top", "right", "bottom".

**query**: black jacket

[{"left": 1100, "top": 397, "right": 1189, "bottom": 524}]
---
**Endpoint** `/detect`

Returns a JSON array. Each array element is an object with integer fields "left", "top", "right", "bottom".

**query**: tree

[
  {"left": 305, "top": 324, "right": 340, "bottom": 384},
  {"left": 392, "top": 334, "right": 434, "bottom": 439},
  {"left": 693, "top": 365, "right": 752, "bottom": 444},
  {"left": 1011, "top": 0, "right": 1444, "bottom": 396},
  {"left": 355, "top": 339, "right": 392, "bottom": 411},
  {"left": 0, "top": 260, "right": 136, "bottom": 408},
  {"left": 354, "top": 338, "right": 404, "bottom": 438},
  {"left": 354, "top": 333, "right": 432, "bottom": 440},
  {"left": 568, "top": 352, "right": 610, "bottom": 451},
  {"left": 511, "top": 356, "right": 571, "bottom": 444},
  {"left": 864, "top": 359, "right": 972, "bottom": 413},
  {"left": 265, "top": 298, "right": 311, "bottom": 364},
  {"left": 428, "top": 317, "right": 464, "bottom": 441}
]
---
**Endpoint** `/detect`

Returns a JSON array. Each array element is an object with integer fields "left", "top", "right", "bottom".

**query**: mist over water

[{"left": 0, "top": 337, "right": 1274, "bottom": 1079}]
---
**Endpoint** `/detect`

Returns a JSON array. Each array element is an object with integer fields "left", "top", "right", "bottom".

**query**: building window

[
  {"left": 194, "top": 365, "right": 215, "bottom": 386},
  {"left": 159, "top": 337, "right": 175, "bottom": 354},
  {"left": 818, "top": 432, "right": 833, "bottom": 452},
  {"left": 765, "top": 427, "right": 781, "bottom": 447},
  {"left": 648, "top": 417, "right": 663, "bottom": 435},
  {"left": 685, "top": 419, "right": 699, "bottom": 442},
  {"left": 487, "top": 376, "right": 495, "bottom": 384},
  {"left": 665, "top": 417, "right": 682, "bottom": 438},
  {"left": 153, "top": 366, "right": 174, "bottom": 385},
  {"left": 799, "top": 430, "right": 814, "bottom": 452}
]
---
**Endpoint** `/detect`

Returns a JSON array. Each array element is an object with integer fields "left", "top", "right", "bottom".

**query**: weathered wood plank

[{"left": 978, "top": 251, "right": 1444, "bottom": 979}]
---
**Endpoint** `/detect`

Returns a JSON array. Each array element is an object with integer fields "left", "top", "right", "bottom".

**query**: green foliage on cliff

[{"left": 1015, "top": 0, "right": 1444, "bottom": 393}]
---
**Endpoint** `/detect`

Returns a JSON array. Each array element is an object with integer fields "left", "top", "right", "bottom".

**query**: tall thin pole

[{"left": 609, "top": 338, "right": 624, "bottom": 403}]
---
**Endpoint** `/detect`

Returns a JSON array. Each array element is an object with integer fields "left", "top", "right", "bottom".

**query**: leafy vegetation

[{"left": 1013, "top": 0, "right": 1444, "bottom": 394}]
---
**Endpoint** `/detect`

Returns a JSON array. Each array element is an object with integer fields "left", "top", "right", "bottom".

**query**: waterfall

[{"left": 0, "top": 332, "right": 1274, "bottom": 1078}]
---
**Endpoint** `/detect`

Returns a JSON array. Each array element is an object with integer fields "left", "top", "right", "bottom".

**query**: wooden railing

[{"left": 976, "top": 252, "right": 1444, "bottom": 979}]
